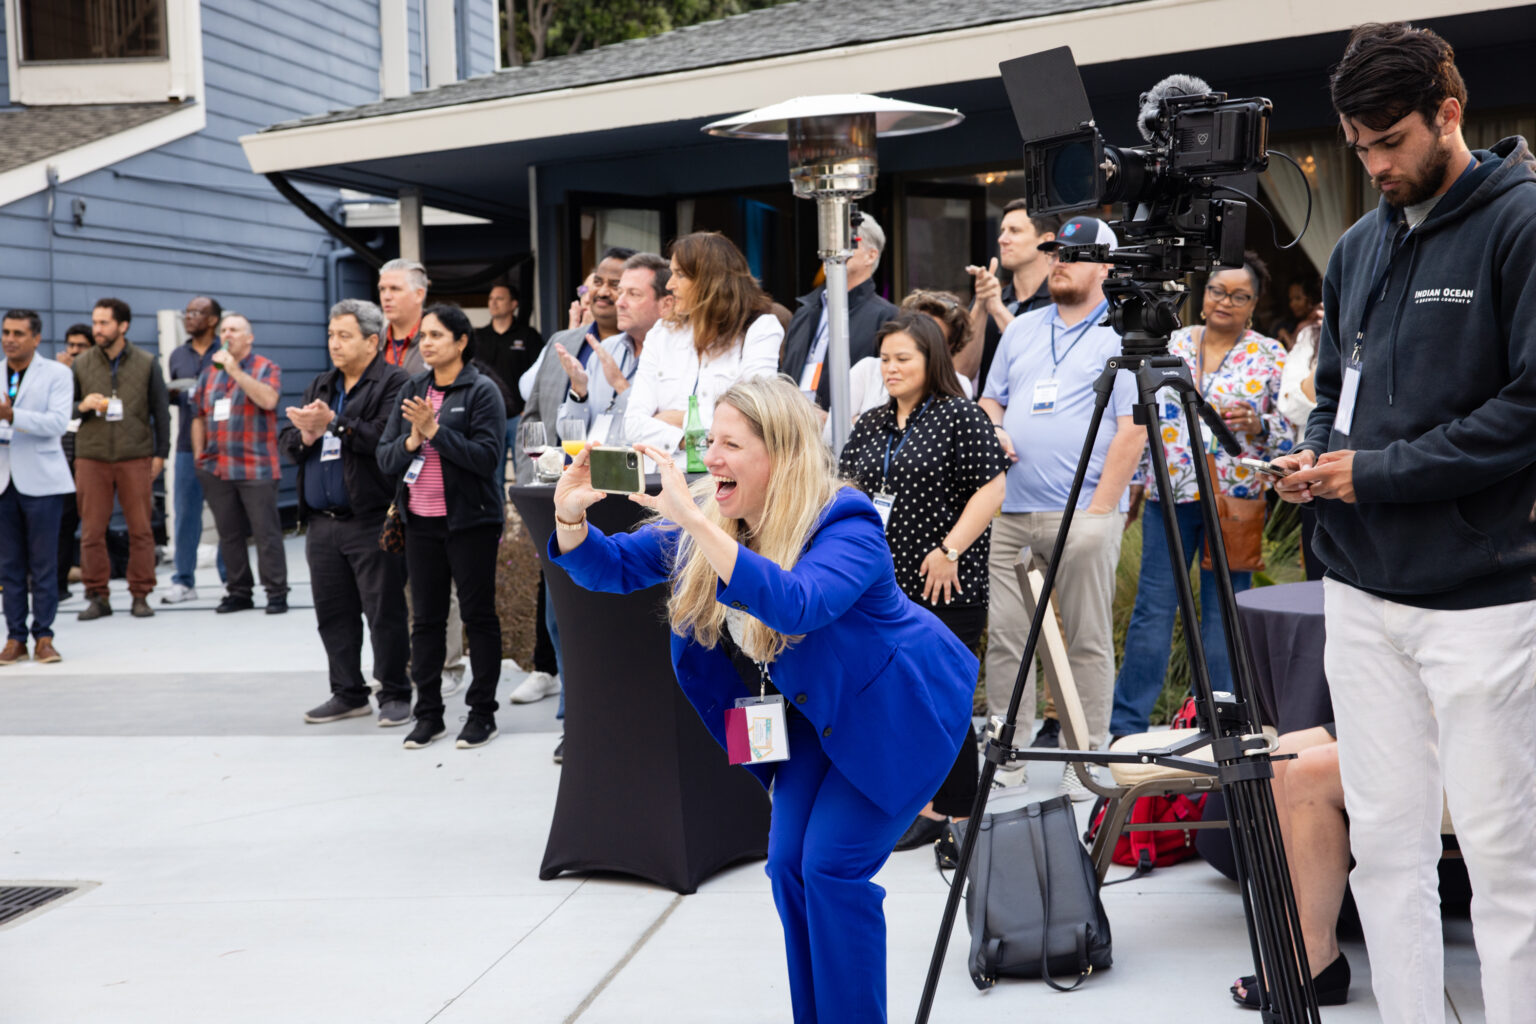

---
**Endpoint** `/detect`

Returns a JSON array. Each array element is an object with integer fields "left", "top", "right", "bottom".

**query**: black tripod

[{"left": 915, "top": 279, "right": 1321, "bottom": 1024}]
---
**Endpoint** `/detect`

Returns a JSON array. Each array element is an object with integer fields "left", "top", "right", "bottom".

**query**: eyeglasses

[{"left": 1206, "top": 284, "right": 1255, "bottom": 306}]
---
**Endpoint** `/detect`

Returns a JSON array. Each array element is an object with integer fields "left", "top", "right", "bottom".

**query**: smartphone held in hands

[
  {"left": 588, "top": 445, "right": 646, "bottom": 494},
  {"left": 1238, "top": 456, "right": 1293, "bottom": 478}
]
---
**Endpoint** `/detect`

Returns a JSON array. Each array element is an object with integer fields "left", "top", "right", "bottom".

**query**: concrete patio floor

[{"left": 0, "top": 536, "right": 1486, "bottom": 1022}]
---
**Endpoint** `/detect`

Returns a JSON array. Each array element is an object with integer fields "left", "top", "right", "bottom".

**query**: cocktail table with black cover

[{"left": 509, "top": 483, "right": 770, "bottom": 895}]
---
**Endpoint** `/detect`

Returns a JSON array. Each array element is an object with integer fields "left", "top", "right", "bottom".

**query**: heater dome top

[{"left": 703, "top": 94, "right": 962, "bottom": 140}]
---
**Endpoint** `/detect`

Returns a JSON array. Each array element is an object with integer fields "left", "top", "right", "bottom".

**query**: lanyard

[
  {"left": 333, "top": 382, "right": 347, "bottom": 420},
  {"left": 882, "top": 396, "right": 934, "bottom": 486},
  {"left": 1194, "top": 327, "right": 1237, "bottom": 396},
  {"left": 109, "top": 352, "right": 123, "bottom": 396},
  {"left": 1049, "top": 301, "right": 1107, "bottom": 371}
]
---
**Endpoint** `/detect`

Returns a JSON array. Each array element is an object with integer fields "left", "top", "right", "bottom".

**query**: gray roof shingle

[
  {"left": 266, "top": 0, "right": 1137, "bottom": 132},
  {"left": 0, "top": 101, "right": 186, "bottom": 174}
]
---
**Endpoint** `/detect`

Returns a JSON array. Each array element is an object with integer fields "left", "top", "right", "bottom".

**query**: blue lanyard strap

[
  {"left": 882, "top": 396, "right": 934, "bottom": 484},
  {"left": 1049, "top": 300, "right": 1108, "bottom": 371}
]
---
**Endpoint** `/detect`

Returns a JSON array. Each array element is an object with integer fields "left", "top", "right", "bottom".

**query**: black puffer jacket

[{"left": 377, "top": 362, "right": 506, "bottom": 530}]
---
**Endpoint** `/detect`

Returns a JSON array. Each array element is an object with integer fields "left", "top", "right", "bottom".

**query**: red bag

[{"left": 1087, "top": 697, "right": 1207, "bottom": 874}]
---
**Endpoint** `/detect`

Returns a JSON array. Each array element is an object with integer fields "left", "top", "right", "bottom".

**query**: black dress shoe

[
  {"left": 894, "top": 814, "right": 949, "bottom": 852},
  {"left": 265, "top": 599, "right": 288, "bottom": 615},
  {"left": 216, "top": 595, "right": 255, "bottom": 614},
  {"left": 1031, "top": 717, "right": 1061, "bottom": 748}
]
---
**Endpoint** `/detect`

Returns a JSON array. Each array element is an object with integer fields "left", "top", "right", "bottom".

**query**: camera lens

[{"left": 626, "top": 453, "right": 637, "bottom": 468}]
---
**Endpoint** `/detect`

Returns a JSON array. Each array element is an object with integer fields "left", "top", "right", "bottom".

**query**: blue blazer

[
  {"left": 0, "top": 357, "right": 74, "bottom": 497},
  {"left": 550, "top": 487, "right": 977, "bottom": 817}
]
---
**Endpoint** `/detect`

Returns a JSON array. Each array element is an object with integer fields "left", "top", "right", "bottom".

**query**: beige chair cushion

[{"left": 1106, "top": 726, "right": 1278, "bottom": 787}]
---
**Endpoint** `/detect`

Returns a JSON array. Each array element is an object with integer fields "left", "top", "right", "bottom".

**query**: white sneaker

[
  {"left": 1059, "top": 763, "right": 1095, "bottom": 802},
  {"left": 160, "top": 584, "right": 197, "bottom": 605},
  {"left": 993, "top": 763, "right": 1029, "bottom": 790},
  {"left": 508, "top": 670, "right": 561, "bottom": 704},
  {"left": 440, "top": 663, "right": 466, "bottom": 699}
]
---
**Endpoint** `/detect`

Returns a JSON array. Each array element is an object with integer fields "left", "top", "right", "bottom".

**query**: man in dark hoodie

[{"left": 1275, "top": 23, "right": 1536, "bottom": 1023}]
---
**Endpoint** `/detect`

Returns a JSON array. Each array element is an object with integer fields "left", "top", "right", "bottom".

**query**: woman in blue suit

[{"left": 550, "top": 375, "right": 975, "bottom": 1023}]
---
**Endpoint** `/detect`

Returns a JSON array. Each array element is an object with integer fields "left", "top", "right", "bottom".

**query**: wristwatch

[{"left": 941, "top": 544, "right": 960, "bottom": 563}]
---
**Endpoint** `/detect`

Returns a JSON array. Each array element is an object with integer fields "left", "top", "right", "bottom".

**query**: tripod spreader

[{"left": 982, "top": 724, "right": 1288, "bottom": 786}]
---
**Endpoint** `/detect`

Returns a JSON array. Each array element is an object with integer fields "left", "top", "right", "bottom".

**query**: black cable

[{"left": 1214, "top": 150, "right": 1312, "bottom": 251}]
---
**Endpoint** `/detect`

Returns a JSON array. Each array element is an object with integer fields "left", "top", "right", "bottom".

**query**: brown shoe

[
  {"left": 32, "top": 637, "right": 60, "bottom": 664},
  {"left": 0, "top": 639, "right": 26, "bottom": 666},
  {"left": 130, "top": 596, "right": 154, "bottom": 618},
  {"left": 78, "top": 596, "right": 113, "bottom": 621}
]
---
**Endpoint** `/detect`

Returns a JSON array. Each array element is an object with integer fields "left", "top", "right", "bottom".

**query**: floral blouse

[{"left": 1138, "top": 327, "right": 1294, "bottom": 502}]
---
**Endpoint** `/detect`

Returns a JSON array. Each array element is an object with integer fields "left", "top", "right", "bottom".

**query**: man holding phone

[{"left": 1273, "top": 23, "right": 1536, "bottom": 1022}]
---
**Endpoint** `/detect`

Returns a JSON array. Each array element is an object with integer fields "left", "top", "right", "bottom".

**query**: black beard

[{"left": 1381, "top": 138, "right": 1454, "bottom": 208}]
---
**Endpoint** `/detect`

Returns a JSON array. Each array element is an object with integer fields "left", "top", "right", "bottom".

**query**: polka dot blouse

[{"left": 838, "top": 395, "right": 1011, "bottom": 608}]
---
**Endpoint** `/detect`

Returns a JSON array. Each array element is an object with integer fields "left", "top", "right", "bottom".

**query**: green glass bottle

[{"left": 683, "top": 394, "right": 707, "bottom": 473}]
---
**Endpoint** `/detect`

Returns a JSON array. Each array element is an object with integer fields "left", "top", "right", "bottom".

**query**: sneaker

[
  {"left": 1031, "top": 717, "right": 1061, "bottom": 748},
  {"left": 508, "top": 670, "right": 561, "bottom": 704},
  {"left": 303, "top": 696, "right": 372, "bottom": 724},
  {"left": 77, "top": 596, "right": 113, "bottom": 621},
  {"left": 440, "top": 663, "right": 466, "bottom": 699},
  {"left": 130, "top": 596, "right": 154, "bottom": 618},
  {"left": 265, "top": 599, "right": 288, "bottom": 615},
  {"left": 1059, "top": 763, "right": 1095, "bottom": 802},
  {"left": 403, "top": 717, "right": 446, "bottom": 749},
  {"left": 552, "top": 735, "right": 565, "bottom": 764},
  {"left": 993, "top": 763, "right": 1029, "bottom": 790},
  {"left": 377, "top": 700, "right": 412, "bottom": 727},
  {"left": 161, "top": 584, "right": 197, "bottom": 605},
  {"left": 455, "top": 715, "right": 499, "bottom": 749},
  {"left": 0, "top": 639, "right": 27, "bottom": 666},
  {"left": 216, "top": 595, "right": 255, "bottom": 614}
]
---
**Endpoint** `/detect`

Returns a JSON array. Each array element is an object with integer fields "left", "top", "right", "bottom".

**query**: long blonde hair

[{"left": 665, "top": 375, "right": 847, "bottom": 662}]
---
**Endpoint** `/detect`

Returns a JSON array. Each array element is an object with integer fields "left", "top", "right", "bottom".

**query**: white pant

[{"left": 1323, "top": 579, "right": 1536, "bottom": 1024}]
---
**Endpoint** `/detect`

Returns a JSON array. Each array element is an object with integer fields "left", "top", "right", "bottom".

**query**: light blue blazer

[
  {"left": 550, "top": 487, "right": 976, "bottom": 816},
  {"left": 0, "top": 357, "right": 74, "bottom": 497}
]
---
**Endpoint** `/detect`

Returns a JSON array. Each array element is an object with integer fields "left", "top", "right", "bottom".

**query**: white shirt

[
  {"left": 1277, "top": 323, "right": 1319, "bottom": 440},
  {"left": 624, "top": 314, "right": 783, "bottom": 451}
]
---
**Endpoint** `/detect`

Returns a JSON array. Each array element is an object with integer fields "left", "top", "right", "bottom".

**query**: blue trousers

[
  {"left": 1109, "top": 500, "right": 1250, "bottom": 737},
  {"left": 766, "top": 710, "right": 938, "bottom": 1023},
  {"left": 0, "top": 488, "right": 64, "bottom": 641},
  {"left": 172, "top": 450, "right": 224, "bottom": 587}
]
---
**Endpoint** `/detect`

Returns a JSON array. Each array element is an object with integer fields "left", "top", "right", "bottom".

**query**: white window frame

[{"left": 5, "top": 0, "right": 200, "bottom": 105}]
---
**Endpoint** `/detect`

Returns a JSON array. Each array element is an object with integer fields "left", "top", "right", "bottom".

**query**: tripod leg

[{"left": 913, "top": 365, "right": 1118, "bottom": 1023}]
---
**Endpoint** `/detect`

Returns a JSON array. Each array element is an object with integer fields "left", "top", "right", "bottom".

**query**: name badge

[
  {"left": 213, "top": 397, "right": 232, "bottom": 423},
  {"left": 402, "top": 454, "right": 427, "bottom": 484},
  {"left": 590, "top": 413, "right": 613, "bottom": 447},
  {"left": 66, "top": 418, "right": 81, "bottom": 434},
  {"left": 0, "top": 421, "right": 11, "bottom": 446},
  {"left": 725, "top": 695, "right": 791, "bottom": 765},
  {"left": 799, "top": 361, "right": 822, "bottom": 396},
  {"left": 1031, "top": 378, "right": 1059, "bottom": 415},
  {"left": 1334, "top": 363, "right": 1362, "bottom": 437},
  {"left": 872, "top": 491, "right": 895, "bottom": 530},
  {"left": 320, "top": 433, "right": 342, "bottom": 462},
  {"left": 105, "top": 396, "right": 124, "bottom": 422}
]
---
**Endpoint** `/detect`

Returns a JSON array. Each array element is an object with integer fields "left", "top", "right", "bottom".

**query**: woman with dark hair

[
  {"left": 377, "top": 303, "right": 507, "bottom": 750},
  {"left": 624, "top": 232, "right": 782, "bottom": 451},
  {"left": 552, "top": 376, "right": 975, "bottom": 1022},
  {"left": 837, "top": 290, "right": 976, "bottom": 436},
  {"left": 837, "top": 313, "right": 1009, "bottom": 850},
  {"left": 1108, "top": 254, "right": 1293, "bottom": 738}
]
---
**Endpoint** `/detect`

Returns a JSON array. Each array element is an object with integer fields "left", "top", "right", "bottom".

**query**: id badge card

[
  {"left": 320, "top": 433, "right": 342, "bottom": 462},
  {"left": 799, "top": 360, "right": 823, "bottom": 395},
  {"left": 66, "top": 418, "right": 81, "bottom": 434},
  {"left": 872, "top": 492, "right": 895, "bottom": 530},
  {"left": 725, "top": 695, "right": 791, "bottom": 765},
  {"left": 0, "top": 421, "right": 11, "bottom": 446},
  {"left": 213, "top": 397, "right": 232, "bottom": 423},
  {"left": 105, "top": 396, "right": 124, "bottom": 422},
  {"left": 402, "top": 455, "right": 426, "bottom": 484},
  {"left": 1334, "top": 355, "right": 1362, "bottom": 436},
  {"left": 1031, "top": 378, "right": 1059, "bottom": 415},
  {"left": 590, "top": 413, "right": 613, "bottom": 447}
]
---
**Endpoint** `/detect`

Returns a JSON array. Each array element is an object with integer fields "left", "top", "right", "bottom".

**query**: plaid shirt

[{"left": 193, "top": 353, "right": 282, "bottom": 481}]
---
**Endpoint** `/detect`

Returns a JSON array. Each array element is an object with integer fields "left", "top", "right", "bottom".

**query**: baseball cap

[{"left": 1038, "top": 216, "right": 1119, "bottom": 253}]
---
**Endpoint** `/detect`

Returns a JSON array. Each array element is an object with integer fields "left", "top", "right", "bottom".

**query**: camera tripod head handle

[{"left": 1196, "top": 400, "right": 1244, "bottom": 456}]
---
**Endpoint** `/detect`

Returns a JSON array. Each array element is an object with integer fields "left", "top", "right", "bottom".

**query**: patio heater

[{"left": 704, "top": 95, "right": 963, "bottom": 455}]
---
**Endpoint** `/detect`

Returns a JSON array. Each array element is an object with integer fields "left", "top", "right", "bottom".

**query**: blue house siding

[
  {"left": 460, "top": 0, "right": 497, "bottom": 77},
  {"left": 0, "top": 0, "right": 433, "bottom": 509},
  {"left": 0, "top": 14, "right": 8, "bottom": 106},
  {"left": 408, "top": 0, "right": 425, "bottom": 91}
]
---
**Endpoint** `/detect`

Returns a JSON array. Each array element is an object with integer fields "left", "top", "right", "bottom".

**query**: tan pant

[
  {"left": 76, "top": 457, "right": 156, "bottom": 600},
  {"left": 985, "top": 510, "right": 1121, "bottom": 748}
]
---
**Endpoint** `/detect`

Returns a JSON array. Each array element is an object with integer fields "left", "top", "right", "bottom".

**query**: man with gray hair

[
  {"left": 377, "top": 258, "right": 429, "bottom": 373},
  {"left": 778, "top": 212, "right": 897, "bottom": 411},
  {"left": 282, "top": 299, "right": 413, "bottom": 726}
]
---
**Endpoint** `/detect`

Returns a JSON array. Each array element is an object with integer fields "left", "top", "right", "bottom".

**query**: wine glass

[{"left": 518, "top": 420, "right": 554, "bottom": 484}]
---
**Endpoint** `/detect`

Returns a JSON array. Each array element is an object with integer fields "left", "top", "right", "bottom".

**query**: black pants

[
  {"left": 198, "top": 471, "right": 289, "bottom": 601},
  {"left": 405, "top": 517, "right": 502, "bottom": 719},
  {"left": 928, "top": 601, "right": 986, "bottom": 818},
  {"left": 306, "top": 513, "right": 410, "bottom": 705},
  {"left": 57, "top": 490, "right": 78, "bottom": 594},
  {"left": 533, "top": 569, "right": 559, "bottom": 675}
]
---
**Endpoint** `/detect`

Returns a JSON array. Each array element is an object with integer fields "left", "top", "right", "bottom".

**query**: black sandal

[{"left": 1231, "top": 953, "right": 1350, "bottom": 1008}]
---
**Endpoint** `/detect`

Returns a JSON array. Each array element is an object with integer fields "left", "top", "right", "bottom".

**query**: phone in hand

[
  {"left": 1238, "top": 456, "right": 1293, "bottom": 478},
  {"left": 588, "top": 445, "right": 646, "bottom": 494}
]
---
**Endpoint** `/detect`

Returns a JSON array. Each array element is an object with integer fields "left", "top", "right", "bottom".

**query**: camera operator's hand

[
  {"left": 1272, "top": 450, "right": 1318, "bottom": 504},
  {"left": 553, "top": 443, "right": 607, "bottom": 549}
]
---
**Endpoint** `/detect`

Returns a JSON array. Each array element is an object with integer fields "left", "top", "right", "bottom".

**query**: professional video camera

[{"left": 1002, "top": 46, "right": 1270, "bottom": 280}]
